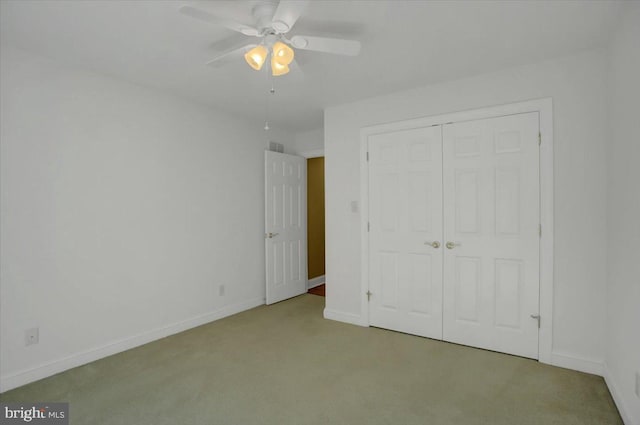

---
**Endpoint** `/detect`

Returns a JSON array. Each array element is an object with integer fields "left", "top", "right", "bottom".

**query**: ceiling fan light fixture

[
  {"left": 272, "top": 41, "right": 294, "bottom": 65},
  {"left": 244, "top": 45, "right": 268, "bottom": 70},
  {"left": 271, "top": 56, "right": 290, "bottom": 76}
]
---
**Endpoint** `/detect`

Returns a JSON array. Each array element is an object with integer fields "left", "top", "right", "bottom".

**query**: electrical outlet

[
  {"left": 219, "top": 285, "right": 225, "bottom": 296},
  {"left": 635, "top": 371, "right": 640, "bottom": 399},
  {"left": 25, "top": 327, "right": 39, "bottom": 346}
]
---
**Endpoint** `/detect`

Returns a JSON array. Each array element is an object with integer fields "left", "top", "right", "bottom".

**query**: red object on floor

[{"left": 308, "top": 284, "right": 325, "bottom": 297}]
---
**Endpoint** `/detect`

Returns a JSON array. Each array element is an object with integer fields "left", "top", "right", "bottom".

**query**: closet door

[
  {"left": 368, "top": 126, "right": 443, "bottom": 339},
  {"left": 442, "top": 113, "right": 540, "bottom": 359}
]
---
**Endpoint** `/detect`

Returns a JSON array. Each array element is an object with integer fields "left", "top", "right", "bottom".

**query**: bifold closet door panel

[
  {"left": 368, "top": 126, "right": 444, "bottom": 339},
  {"left": 442, "top": 113, "right": 540, "bottom": 359}
]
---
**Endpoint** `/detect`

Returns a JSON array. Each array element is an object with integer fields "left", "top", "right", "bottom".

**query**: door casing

[{"left": 360, "top": 98, "right": 553, "bottom": 364}]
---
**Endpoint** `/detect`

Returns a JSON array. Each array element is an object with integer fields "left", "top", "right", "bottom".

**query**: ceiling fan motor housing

[{"left": 252, "top": 3, "right": 289, "bottom": 34}]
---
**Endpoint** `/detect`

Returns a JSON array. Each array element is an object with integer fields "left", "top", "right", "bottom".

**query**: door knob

[
  {"left": 424, "top": 241, "right": 440, "bottom": 249},
  {"left": 266, "top": 232, "right": 279, "bottom": 239},
  {"left": 446, "top": 241, "right": 460, "bottom": 249}
]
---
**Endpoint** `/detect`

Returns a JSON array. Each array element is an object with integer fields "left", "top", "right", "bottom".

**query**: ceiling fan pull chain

[
  {"left": 264, "top": 76, "right": 276, "bottom": 131},
  {"left": 263, "top": 80, "right": 269, "bottom": 131}
]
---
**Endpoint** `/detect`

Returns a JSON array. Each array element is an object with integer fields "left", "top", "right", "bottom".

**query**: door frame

[
  {"left": 298, "top": 148, "right": 325, "bottom": 291},
  {"left": 359, "top": 98, "right": 553, "bottom": 364}
]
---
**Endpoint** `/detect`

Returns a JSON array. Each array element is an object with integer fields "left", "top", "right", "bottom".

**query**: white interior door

[
  {"left": 265, "top": 151, "right": 307, "bottom": 305},
  {"left": 368, "top": 126, "right": 444, "bottom": 339},
  {"left": 442, "top": 112, "right": 540, "bottom": 359}
]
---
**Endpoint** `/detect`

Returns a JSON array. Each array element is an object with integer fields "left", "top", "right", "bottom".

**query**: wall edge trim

[
  {"left": 550, "top": 351, "right": 604, "bottom": 376},
  {"left": 323, "top": 308, "right": 368, "bottom": 327}
]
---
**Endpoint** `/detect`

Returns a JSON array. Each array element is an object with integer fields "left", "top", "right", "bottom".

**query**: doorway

[{"left": 307, "top": 157, "right": 325, "bottom": 297}]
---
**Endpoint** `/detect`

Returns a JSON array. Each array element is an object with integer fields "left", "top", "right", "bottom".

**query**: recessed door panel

[
  {"left": 454, "top": 256, "right": 481, "bottom": 322},
  {"left": 408, "top": 171, "right": 431, "bottom": 232},
  {"left": 272, "top": 241, "right": 285, "bottom": 287},
  {"left": 409, "top": 253, "right": 432, "bottom": 316},
  {"left": 380, "top": 173, "right": 399, "bottom": 231},
  {"left": 495, "top": 259, "right": 523, "bottom": 329},
  {"left": 380, "top": 252, "right": 399, "bottom": 310},
  {"left": 495, "top": 168, "right": 521, "bottom": 236},
  {"left": 455, "top": 170, "right": 480, "bottom": 234}
]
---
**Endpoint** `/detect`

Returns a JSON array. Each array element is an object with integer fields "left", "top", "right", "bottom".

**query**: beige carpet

[{"left": 0, "top": 294, "right": 622, "bottom": 424}]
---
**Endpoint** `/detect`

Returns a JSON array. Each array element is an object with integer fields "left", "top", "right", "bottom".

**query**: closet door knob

[
  {"left": 446, "top": 241, "right": 460, "bottom": 249},
  {"left": 424, "top": 241, "right": 440, "bottom": 249}
]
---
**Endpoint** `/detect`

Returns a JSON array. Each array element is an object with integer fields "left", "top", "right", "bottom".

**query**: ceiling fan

[{"left": 180, "top": 1, "right": 362, "bottom": 76}]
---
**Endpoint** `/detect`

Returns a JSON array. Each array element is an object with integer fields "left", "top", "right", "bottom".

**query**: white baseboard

[
  {"left": 550, "top": 351, "right": 604, "bottom": 376},
  {"left": 604, "top": 362, "right": 636, "bottom": 425},
  {"left": 0, "top": 297, "right": 264, "bottom": 393},
  {"left": 307, "top": 275, "right": 325, "bottom": 289},
  {"left": 323, "top": 308, "right": 367, "bottom": 327}
]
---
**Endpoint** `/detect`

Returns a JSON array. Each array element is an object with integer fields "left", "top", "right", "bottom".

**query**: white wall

[
  {"left": 605, "top": 3, "right": 640, "bottom": 424},
  {"left": 294, "top": 127, "right": 324, "bottom": 156},
  {"left": 0, "top": 47, "right": 294, "bottom": 391},
  {"left": 324, "top": 49, "right": 608, "bottom": 371}
]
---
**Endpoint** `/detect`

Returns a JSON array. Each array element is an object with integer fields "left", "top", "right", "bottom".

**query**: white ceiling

[{"left": 0, "top": 0, "right": 621, "bottom": 133}]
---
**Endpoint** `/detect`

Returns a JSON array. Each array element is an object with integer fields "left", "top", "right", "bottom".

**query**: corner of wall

[
  {"left": 603, "top": 2, "right": 640, "bottom": 424},
  {"left": 604, "top": 363, "right": 637, "bottom": 425}
]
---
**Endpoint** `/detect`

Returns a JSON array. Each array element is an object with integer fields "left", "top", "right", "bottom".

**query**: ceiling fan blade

[
  {"left": 290, "top": 35, "right": 361, "bottom": 56},
  {"left": 179, "top": 6, "right": 260, "bottom": 36},
  {"left": 272, "top": 0, "right": 309, "bottom": 33},
  {"left": 206, "top": 43, "right": 257, "bottom": 68}
]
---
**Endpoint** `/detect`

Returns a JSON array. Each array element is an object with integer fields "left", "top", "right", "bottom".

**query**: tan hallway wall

[{"left": 307, "top": 157, "right": 325, "bottom": 279}]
